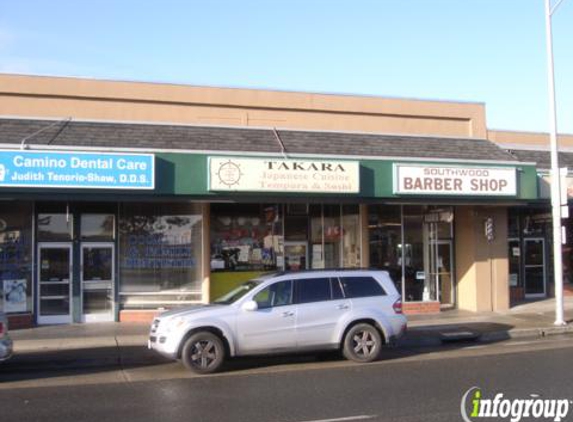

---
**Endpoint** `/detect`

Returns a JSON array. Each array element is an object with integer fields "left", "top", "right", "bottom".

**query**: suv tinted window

[
  {"left": 340, "top": 276, "right": 386, "bottom": 298},
  {"left": 253, "top": 280, "right": 293, "bottom": 309},
  {"left": 295, "top": 277, "right": 331, "bottom": 304}
]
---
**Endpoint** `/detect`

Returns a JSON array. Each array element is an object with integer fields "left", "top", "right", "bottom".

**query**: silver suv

[
  {"left": 148, "top": 270, "right": 407, "bottom": 374},
  {"left": 0, "top": 312, "right": 13, "bottom": 362}
]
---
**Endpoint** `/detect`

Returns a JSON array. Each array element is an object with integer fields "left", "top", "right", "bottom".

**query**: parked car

[
  {"left": 148, "top": 269, "right": 407, "bottom": 374},
  {"left": 0, "top": 312, "right": 13, "bottom": 362}
]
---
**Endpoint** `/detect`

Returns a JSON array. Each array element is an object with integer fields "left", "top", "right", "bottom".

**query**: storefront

[{"left": 0, "top": 116, "right": 541, "bottom": 326}]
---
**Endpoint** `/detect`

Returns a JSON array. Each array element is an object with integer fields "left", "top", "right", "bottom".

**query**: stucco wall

[
  {"left": 0, "top": 74, "right": 488, "bottom": 138},
  {"left": 455, "top": 206, "right": 509, "bottom": 312}
]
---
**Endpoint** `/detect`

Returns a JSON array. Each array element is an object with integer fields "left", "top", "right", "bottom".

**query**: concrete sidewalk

[{"left": 2, "top": 298, "right": 573, "bottom": 372}]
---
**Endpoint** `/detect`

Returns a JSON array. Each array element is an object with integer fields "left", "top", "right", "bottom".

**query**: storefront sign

[
  {"left": 0, "top": 150, "right": 155, "bottom": 189},
  {"left": 209, "top": 157, "right": 360, "bottom": 193},
  {"left": 394, "top": 164, "right": 517, "bottom": 196}
]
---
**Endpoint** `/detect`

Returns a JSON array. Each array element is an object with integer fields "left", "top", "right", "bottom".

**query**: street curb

[
  {"left": 479, "top": 325, "right": 573, "bottom": 342},
  {"left": 400, "top": 325, "right": 573, "bottom": 348}
]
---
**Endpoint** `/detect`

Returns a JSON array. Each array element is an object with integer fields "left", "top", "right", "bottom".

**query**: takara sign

[
  {"left": 209, "top": 157, "right": 360, "bottom": 193},
  {"left": 0, "top": 150, "right": 155, "bottom": 189},
  {"left": 394, "top": 164, "right": 517, "bottom": 196}
]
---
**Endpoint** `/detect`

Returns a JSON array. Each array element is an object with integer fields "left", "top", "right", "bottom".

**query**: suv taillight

[
  {"left": 392, "top": 298, "right": 403, "bottom": 314},
  {"left": 0, "top": 322, "right": 5, "bottom": 337}
]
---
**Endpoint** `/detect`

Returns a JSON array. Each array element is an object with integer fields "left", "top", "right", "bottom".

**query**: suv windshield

[{"left": 213, "top": 280, "right": 261, "bottom": 305}]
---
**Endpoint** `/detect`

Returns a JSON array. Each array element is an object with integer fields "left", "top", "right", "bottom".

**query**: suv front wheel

[
  {"left": 181, "top": 331, "right": 225, "bottom": 374},
  {"left": 342, "top": 323, "right": 383, "bottom": 363}
]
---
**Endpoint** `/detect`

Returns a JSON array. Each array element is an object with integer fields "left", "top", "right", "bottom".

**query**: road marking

[
  {"left": 282, "top": 415, "right": 377, "bottom": 422},
  {"left": 503, "top": 340, "right": 538, "bottom": 347},
  {"left": 462, "top": 345, "right": 488, "bottom": 350}
]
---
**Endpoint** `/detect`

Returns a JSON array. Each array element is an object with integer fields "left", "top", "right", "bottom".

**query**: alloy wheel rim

[
  {"left": 352, "top": 330, "right": 377, "bottom": 357},
  {"left": 190, "top": 340, "right": 217, "bottom": 368}
]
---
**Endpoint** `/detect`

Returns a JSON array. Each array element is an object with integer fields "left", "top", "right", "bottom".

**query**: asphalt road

[{"left": 1, "top": 336, "right": 573, "bottom": 422}]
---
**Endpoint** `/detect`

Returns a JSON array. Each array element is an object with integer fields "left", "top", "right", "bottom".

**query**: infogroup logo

[{"left": 461, "top": 387, "right": 572, "bottom": 422}]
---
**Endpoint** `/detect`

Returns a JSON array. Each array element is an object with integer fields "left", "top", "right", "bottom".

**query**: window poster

[{"left": 3, "top": 279, "right": 27, "bottom": 313}]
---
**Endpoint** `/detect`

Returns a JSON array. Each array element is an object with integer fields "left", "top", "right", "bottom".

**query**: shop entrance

[
  {"left": 37, "top": 243, "right": 73, "bottom": 324},
  {"left": 428, "top": 240, "right": 454, "bottom": 305},
  {"left": 422, "top": 210, "right": 455, "bottom": 305},
  {"left": 81, "top": 243, "right": 114, "bottom": 322},
  {"left": 36, "top": 203, "right": 117, "bottom": 324},
  {"left": 524, "top": 238, "right": 546, "bottom": 298}
]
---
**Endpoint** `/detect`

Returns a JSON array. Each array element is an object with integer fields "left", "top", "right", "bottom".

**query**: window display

[
  {"left": 119, "top": 203, "right": 203, "bottom": 308},
  {"left": 210, "top": 204, "right": 283, "bottom": 272},
  {"left": 211, "top": 203, "right": 361, "bottom": 274},
  {"left": 369, "top": 205, "right": 454, "bottom": 303},
  {"left": 0, "top": 202, "right": 33, "bottom": 314}
]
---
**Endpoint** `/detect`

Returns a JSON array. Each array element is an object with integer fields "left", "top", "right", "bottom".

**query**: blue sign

[{"left": 0, "top": 150, "right": 155, "bottom": 190}]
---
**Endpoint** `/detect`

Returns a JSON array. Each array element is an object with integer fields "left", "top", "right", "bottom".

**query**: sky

[{"left": 1, "top": 0, "right": 572, "bottom": 134}]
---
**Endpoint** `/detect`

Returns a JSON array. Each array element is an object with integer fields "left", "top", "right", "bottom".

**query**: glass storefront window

[
  {"left": 211, "top": 204, "right": 283, "bottom": 272},
  {"left": 342, "top": 205, "right": 361, "bottom": 268},
  {"left": 119, "top": 203, "right": 203, "bottom": 300},
  {"left": 37, "top": 213, "right": 73, "bottom": 241},
  {"left": 369, "top": 205, "right": 454, "bottom": 303},
  {"left": 368, "top": 205, "right": 402, "bottom": 289},
  {"left": 322, "top": 204, "right": 342, "bottom": 268},
  {"left": 81, "top": 214, "right": 115, "bottom": 241},
  {"left": 0, "top": 202, "right": 33, "bottom": 314},
  {"left": 211, "top": 203, "right": 361, "bottom": 274},
  {"left": 403, "top": 206, "right": 426, "bottom": 301}
]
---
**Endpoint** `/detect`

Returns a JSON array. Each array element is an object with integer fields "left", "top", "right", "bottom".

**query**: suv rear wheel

[
  {"left": 181, "top": 331, "right": 225, "bottom": 374},
  {"left": 342, "top": 323, "right": 383, "bottom": 363}
]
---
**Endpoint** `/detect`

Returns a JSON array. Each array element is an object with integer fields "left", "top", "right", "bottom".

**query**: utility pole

[{"left": 544, "top": 0, "right": 567, "bottom": 326}]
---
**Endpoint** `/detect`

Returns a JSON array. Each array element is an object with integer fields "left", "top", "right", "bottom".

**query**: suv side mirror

[{"left": 242, "top": 300, "right": 258, "bottom": 312}]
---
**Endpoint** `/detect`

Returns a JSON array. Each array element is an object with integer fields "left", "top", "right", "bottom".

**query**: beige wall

[
  {"left": 455, "top": 206, "right": 509, "bottom": 312},
  {"left": 489, "top": 129, "right": 573, "bottom": 149},
  {"left": 0, "top": 74, "right": 488, "bottom": 138}
]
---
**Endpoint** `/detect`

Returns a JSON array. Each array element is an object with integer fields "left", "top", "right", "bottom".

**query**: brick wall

[
  {"left": 119, "top": 310, "right": 161, "bottom": 324},
  {"left": 403, "top": 301, "right": 441, "bottom": 315},
  {"left": 7, "top": 313, "right": 34, "bottom": 329},
  {"left": 510, "top": 287, "right": 525, "bottom": 302}
]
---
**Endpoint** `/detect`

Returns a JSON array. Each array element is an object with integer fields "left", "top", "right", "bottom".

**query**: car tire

[
  {"left": 181, "top": 331, "right": 226, "bottom": 374},
  {"left": 342, "top": 323, "right": 383, "bottom": 363}
]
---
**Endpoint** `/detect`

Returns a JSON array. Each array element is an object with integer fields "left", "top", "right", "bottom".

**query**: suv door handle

[
  {"left": 337, "top": 304, "right": 349, "bottom": 310},
  {"left": 282, "top": 311, "right": 295, "bottom": 317}
]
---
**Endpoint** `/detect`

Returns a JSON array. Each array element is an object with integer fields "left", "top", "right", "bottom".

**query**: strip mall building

[{"left": 0, "top": 74, "right": 571, "bottom": 328}]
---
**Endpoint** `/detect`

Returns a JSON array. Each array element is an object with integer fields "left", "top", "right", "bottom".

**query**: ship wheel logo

[{"left": 217, "top": 160, "right": 243, "bottom": 187}]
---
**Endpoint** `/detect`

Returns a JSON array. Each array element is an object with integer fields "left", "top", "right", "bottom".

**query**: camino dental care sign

[
  {"left": 209, "top": 157, "right": 360, "bottom": 193},
  {"left": 394, "top": 164, "right": 517, "bottom": 196},
  {"left": 0, "top": 150, "right": 155, "bottom": 189}
]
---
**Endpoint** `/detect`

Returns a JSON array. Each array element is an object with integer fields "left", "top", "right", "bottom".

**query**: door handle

[
  {"left": 337, "top": 304, "right": 349, "bottom": 310},
  {"left": 282, "top": 311, "right": 295, "bottom": 317}
]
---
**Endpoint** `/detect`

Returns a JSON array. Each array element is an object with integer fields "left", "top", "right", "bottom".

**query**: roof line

[
  {"left": 0, "top": 72, "right": 487, "bottom": 107},
  {"left": 0, "top": 142, "right": 533, "bottom": 166},
  {"left": 0, "top": 114, "right": 489, "bottom": 142},
  {"left": 498, "top": 142, "right": 573, "bottom": 153}
]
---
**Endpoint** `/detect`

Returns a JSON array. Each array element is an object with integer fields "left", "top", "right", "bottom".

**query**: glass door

[
  {"left": 38, "top": 243, "right": 73, "bottom": 324},
  {"left": 435, "top": 241, "right": 454, "bottom": 305},
  {"left": 424, "top": 223, "right": 454, "bottom": 304},
  {"left": 81, "top": 242, "right": 114, "bottom": 322},
  {"left": 524, "top": 238, "right": 546, "bottom": 298},
  {"left": 508, "top": 238, "right": 521, "bottom": 290},
  {"left": 284, "top": 241, "right": 308, "bottom": 271}
]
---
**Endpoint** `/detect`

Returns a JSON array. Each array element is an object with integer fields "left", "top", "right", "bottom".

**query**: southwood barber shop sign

[
  {"left": 209, "top": 157, "right": 360, "bottom": 193},
  {"left": 394, "top": 164, "right": 517, "bottom": 196}
]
